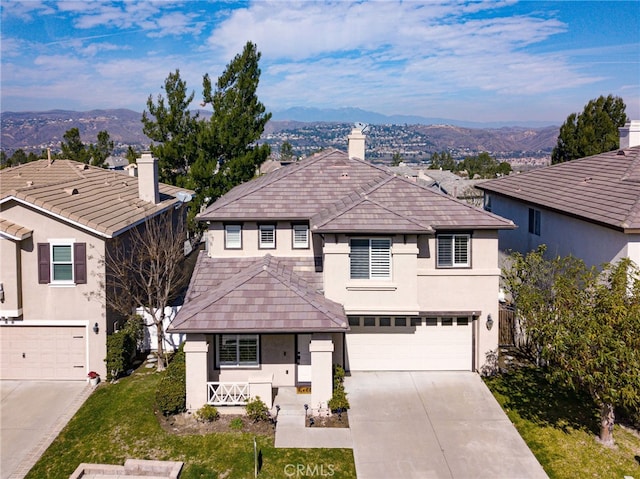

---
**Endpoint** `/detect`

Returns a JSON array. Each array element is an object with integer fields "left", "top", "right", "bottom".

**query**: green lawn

[
  {"left": 26, "top": 368, "right": 356, "bottom": 479},
  {"left": 484, "top": 367, "right": 640, "bottom": 479}
]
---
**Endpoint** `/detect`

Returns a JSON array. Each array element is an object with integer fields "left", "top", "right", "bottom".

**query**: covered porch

[{"left": 169, "top": 255, "right": 349, "bottom": 413}]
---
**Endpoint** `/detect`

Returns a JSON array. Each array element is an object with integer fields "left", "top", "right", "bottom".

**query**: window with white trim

[
  {"left": 292, "top": 224, "right": 309, "bottom": 249},
  {"left": 225, "top": 224, "right": 242, "bottom": 249},
  {"left": 437, "top": 234, "right": 470, "bottom": 268},
  {"left": 217, "top": 334, "right": 259, "bottom": 366},
  {"left": 38, "top": 241, "right": 87, "bottom": 285},
  {"left": 350, "top": 238, "right": 392, "bottom": 279},
  {"left": 259, "top": 224, "right": 276, "bottom": 249}
]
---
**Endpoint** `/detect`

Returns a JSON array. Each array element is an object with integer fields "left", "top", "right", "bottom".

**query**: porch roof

[{"left": 170, "top": 254, "right": 349, "bottom": 333}]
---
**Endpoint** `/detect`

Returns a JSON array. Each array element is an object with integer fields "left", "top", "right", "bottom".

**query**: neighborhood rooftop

[
  {"left": 0, "top": 158, "right": 192, "bottom": 238},
  {"left": 478, "top": 145, "right": 640, "bottom": 233}
]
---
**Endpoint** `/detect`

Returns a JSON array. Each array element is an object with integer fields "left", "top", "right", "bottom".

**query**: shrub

[
  {"left": 245, "top": 396, "right": 269, "bottom": 422},
  {"left": 155, "top": 344, "right": 186, "bottom": 415},
  {"left": 328, "top": 364, "right": 350, "bottom": 412},
  {"left": 105, "top": 316, "right": 142, "bottom": 381},
  {"left": 195, "top": 405, "right": 219, "bottom": 422}
]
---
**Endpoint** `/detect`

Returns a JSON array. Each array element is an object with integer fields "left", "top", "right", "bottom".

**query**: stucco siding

[{"left": 491, "top": 195, "right": 633, "bottom": 267}]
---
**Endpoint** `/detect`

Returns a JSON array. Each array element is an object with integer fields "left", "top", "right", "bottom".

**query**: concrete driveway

[
  {"left": 0, "top": 381, "right": 91, "bottom": 479},
  {"left": 345, "top": 372, "right": 548, "bottom": 479}
]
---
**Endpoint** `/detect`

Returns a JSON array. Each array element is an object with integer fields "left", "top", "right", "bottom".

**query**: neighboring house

[
  {"left": 170, "top": 127, "right": 515, "bottom": 412},
  {"left": 478, "top": 121, "right": 640, "bottom": 268},
  {"left": 0, "top": 153, "right": 192, "bottom": 380}
]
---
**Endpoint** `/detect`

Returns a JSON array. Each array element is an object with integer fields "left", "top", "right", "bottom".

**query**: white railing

[{"left": 207, "top": 382, "right": 250, "bottom": 405}]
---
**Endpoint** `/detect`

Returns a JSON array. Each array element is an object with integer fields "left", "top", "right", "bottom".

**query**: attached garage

[
  {"left": 345, "top": 316, "right": 473, "bottom": 371},
  {"left": 0, "top": 325, "right": 87, "bottom": 380}
]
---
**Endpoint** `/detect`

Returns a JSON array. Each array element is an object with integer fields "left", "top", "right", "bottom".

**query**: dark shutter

[
  {"left": 74, "top": 243, "right": 87, "bottom": 284},
  {"left": 37, "top": 243, "right": 50, "bottom": 284}
]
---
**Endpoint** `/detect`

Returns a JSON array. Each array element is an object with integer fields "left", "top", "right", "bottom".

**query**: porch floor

[{"left": 272, "top": 387, "right": 352, "bottom": 449}]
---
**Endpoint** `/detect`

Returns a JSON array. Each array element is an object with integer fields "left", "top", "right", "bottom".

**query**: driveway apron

[
  {"left": 0, "top": 380, "right": 90, "bottom": 479},
  {"left": 345, "top": 371, "right": 548, "bottom": 479}
]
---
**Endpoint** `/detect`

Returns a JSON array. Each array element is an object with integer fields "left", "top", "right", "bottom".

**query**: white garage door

[
  {"left": 0, "top": 326, "right": 87, "bottom": 380},
  {"left": 345, "top": 316, "right": 472, "bottom": 371}
]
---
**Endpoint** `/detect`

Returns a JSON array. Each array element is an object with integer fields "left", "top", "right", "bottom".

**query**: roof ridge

[{"left": 198, "top": 150, "right": 343, "bottom": 218}]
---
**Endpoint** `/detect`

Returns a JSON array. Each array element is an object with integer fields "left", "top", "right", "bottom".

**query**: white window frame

[
  {"left": 225, "top": 224, "right": 242, "bottom": 249},
  {"left": 50, "top": 240, "right": 75, "bottom": 284},
  {"left": 349, "top": 238, "right": 392, "bottom": 280},
  {"left": 217, "top": 334, "right": 259, "bottom": 367},
  {"left": 259, "top": 224, "right": 276, "bottom": 249},
  {"left": 436, "top": 234, "right": 470, "bottom": 268},
  {"left": 292, "top": 224, "right": 309, "bottom": 249}
]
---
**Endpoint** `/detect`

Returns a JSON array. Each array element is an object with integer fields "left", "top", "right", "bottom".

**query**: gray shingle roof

[
  {"left": 478, "top": 146, "right": 640, "bottom": 232},
  {"left": 0, "top": 159, "right": 193, "bottom": 237},
  {"left": 200, "top": 148, "right": 514, "bottom": 231},
  {"left": 170, "top": 254, "right": 348, "bottom": 333}
]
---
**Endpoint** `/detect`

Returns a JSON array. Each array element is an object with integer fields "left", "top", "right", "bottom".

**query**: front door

[{"left": 296, "top": 334, "right": 312, "bottom": 383}]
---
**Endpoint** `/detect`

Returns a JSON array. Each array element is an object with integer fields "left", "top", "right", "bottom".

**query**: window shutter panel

[
  {"left": 37, "top": 243, "right": 50, "bottom": 284},
  {"left": 370, "top": 239, "right": 391, "bottom": 278},
  {"left": 437, "top": 236, "right": 453, "bottom": 267},
  {"left": 350, "top": 239, "right": 370, "bottom": 279},
  {"left": 74, "top": 243, "right": 87, "bottom": 284}
]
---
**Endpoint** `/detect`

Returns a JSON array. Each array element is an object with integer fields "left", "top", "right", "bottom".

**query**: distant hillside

[{"left": 1, "top": 109, "right": 558, "bottom": 158}]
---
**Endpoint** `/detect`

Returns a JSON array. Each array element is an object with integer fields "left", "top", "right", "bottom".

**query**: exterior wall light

[
  {"left": 486, "top": 314, "right": 494, "bottom": 331},
  {"left": 93, "top": 322, "right": 99, "bottom": 334}
]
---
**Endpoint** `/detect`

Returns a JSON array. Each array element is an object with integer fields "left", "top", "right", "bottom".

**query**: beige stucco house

[
  {"left": 478, "top": 120, "right": 640, "bottom": 268},
  {"left": 0, "top": 153, "right": 192, "bottom": 381},
  {"left": 170, "top": 128, "right": 515, "bottom": 413}
]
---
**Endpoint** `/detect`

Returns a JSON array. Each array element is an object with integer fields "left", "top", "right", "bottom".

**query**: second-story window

[
  {"left": 259, "top": 224, "right": 276, "bottom": 249},
  {"left": 292, "top": 224, "right": 309, "bottom": 249},
  {"left": 225, "top": 224, "right": 242, "bottom": 249},
  {"left": 437, "top": 234, "right": 470, "bottom": 268},
  {"left": 350, "top": 238, "right": 391, "bottom": 279},
  {"left": 37, "top": 241, "right": 87, "bottom": 285}
]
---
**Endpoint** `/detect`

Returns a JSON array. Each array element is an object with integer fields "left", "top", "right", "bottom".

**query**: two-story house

[
  {"left": 478, "top": 120, "right": 640, "bottom": 268},
  {"left": 170, "top": 128, "right": 515, "bottom": 412},
  {"left": 0, "top": 153, "right": 192, "bottom": 380}
]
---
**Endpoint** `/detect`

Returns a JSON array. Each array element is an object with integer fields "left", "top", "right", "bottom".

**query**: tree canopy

[
  {"left": 551, "top": 95, "right": 627, "bottom": 164},
  {"left": 429, "top": 150, "right": 511, "bottom": 179},
  {"left": 142, "top": 42, "right": 272, "bottom": 225},
  {"left": 503, "top": 246, "right": 640, "bottom": 445},
  {"left": 60, "top": 128, "right": 114, "bottom": 167},
  {"left": 141, "top": 69, "right": 200, "bottom": 186}
]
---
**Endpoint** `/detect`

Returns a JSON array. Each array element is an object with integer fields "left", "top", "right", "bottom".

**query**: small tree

[
  {"left": 88, "top": 130, "right": 114, "bottom": 168},
  {"left": 546, "top": 258, "right": 640, "bottom": 446},
  {"left": 429, "top": 151, "right": 456, "bottom": 170},
  {"left": 280, "top": 141, "right": 295, "bottom": 161},
  {"left": 100, "top": 208, "right": 190, "bottom": 371},
  {"left": 61, "top": 127, "right": 90, "bottom": 163}
]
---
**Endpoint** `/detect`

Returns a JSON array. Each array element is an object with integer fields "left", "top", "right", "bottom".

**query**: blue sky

[{"left": 1, "top": 1, "right": 638, "bottom": 123}]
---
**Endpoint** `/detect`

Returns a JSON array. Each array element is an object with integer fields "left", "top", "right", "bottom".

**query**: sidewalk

[{"left": 273, "top": 387, "right": 352, "bottom": 449}]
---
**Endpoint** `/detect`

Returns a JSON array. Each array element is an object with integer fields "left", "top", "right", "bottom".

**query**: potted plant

[{"left": 88, "top": 371, "right": 100, "bottom": 386}]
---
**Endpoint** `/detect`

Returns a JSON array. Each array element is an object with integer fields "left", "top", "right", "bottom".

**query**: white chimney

[
  {"left": 348, "top": 127, "right": 366, "bottom": 160},
  {"left": 619, "top": 120, "right": 640, "bottom": 149},
  {"left": 137, "top": 152, "right": 160, "bottom": 204}
]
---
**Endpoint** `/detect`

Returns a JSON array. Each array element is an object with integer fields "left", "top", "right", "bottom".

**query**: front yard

[
  {"left": 26, "top": 367, "right": 356, "bottom": 479},
  {"left": 484, "top": 367, "right": 640, "bottom": 479}
]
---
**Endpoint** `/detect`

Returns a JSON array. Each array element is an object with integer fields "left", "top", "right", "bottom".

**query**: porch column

[
  {"left": 310, "top": 333, "right": 334, "bottom": 412},
  {"left": 184, "top": 334, "right": 209, "bottom": 412}
]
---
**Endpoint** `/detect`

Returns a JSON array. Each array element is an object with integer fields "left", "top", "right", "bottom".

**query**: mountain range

[{"left": 1, "top": 108, "right": 559, "bottom": 156}]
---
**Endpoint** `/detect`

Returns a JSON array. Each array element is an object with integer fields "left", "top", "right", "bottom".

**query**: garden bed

[{"left": 158, "top": 411, "right": 275, "bottom": 437}]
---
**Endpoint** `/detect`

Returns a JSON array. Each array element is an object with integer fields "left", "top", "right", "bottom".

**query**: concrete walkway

[
  {"left": 273, "top": 387, "right": 352, "bottom": 448},
  {"left": 0, "top": 380, "right": 92, "bottom": 479},
  {"left": 346, "top": 371, "right": 548, "bottom": 479}
]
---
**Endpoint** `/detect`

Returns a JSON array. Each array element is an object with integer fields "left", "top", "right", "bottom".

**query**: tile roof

[
  {"left": 0, "top": 159, "right": 193, "bottom": 237},
  {"left": 200, "top": 148, "right": 514, "bottom": 231},
  {"left": 170, "top": 254, "right": 348, "bottom": 333},
  {"left": 478, "top": 146, "right": 640, "bottom": 232},
  {"left": 0, "top": 218, "right": 33, "bottom": 240}
]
